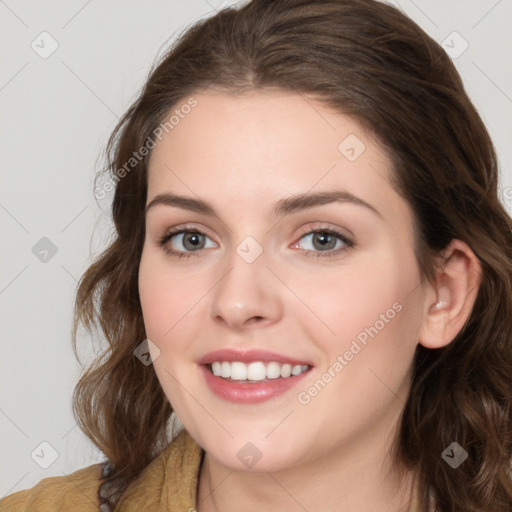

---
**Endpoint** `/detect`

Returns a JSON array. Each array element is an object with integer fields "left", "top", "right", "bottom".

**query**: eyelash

[{"left": 157, "top": 224, "right": 355, "bottom": 260}]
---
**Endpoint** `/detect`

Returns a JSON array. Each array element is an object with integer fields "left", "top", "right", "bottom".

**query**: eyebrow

[{"left": 145, "top": 190, "right": 383, "bottom": 219}]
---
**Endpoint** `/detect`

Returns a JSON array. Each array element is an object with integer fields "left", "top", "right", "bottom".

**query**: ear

[{"left": 419, "top": 239, "right": 482, "bottom": 349}]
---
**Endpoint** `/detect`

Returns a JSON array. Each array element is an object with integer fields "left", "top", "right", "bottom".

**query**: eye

[
  {"left": 157, "top": 224, "right": 355, "bottom": 260},
  {"left": 157, "top": 225, "right": 216, "bottom": 258},
  {"left": 292, "top": 227, "right": 354, "bottom": 258}
]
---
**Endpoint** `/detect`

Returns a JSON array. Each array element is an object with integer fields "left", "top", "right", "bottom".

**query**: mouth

[{"left": 198, "top": 349, "right": 313, "bottom": 403}]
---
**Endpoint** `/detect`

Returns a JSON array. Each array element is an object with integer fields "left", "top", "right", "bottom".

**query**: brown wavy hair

[{"left": 72, "top": 0, "right": 512, "bottom": 509}]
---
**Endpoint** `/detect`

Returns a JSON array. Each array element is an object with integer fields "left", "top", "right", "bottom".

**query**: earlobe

[{"left": 419, "top": 239, "right": 482, "bottom": 350}]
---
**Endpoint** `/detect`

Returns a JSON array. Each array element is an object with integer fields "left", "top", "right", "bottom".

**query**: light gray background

[{"left": 1, "top": 0, "right": 511, "bottom": 497}]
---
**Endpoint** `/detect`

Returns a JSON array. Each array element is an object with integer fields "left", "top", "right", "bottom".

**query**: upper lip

[{"left": 197, "top": 349, "right": 312, "bottom": 367}]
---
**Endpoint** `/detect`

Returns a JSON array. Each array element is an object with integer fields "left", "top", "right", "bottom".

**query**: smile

[
  {"left": 198, "top": 349, "right": 313, "bottom": 403},
  {"left": 209, "top": 361, "right": 310, "bottom": 381}
]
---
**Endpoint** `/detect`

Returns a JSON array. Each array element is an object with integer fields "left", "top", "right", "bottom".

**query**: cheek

[
  {"left": 138, "top": 251, "right": 202, "bottom": 404},
  {"left": 299, "top": 248, "right": 421, "bottom": 401},
  {"left": 138, "top": 248, "right": 212, "bottom": 354},
  {"left": 139, "top": 249, "right": 183, "bottom": 341},
  {"left": 300, "top": 253, "right": 414, "bottom": 343}
]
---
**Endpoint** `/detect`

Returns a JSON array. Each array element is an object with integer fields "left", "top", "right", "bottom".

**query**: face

[{"left": 139, "top": 90, "right": 427, "bottom": 473}]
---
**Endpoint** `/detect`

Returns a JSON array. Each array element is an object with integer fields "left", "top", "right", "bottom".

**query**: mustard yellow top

[{"left": 0, "top": 430, "right": 421, "bottom": 511}]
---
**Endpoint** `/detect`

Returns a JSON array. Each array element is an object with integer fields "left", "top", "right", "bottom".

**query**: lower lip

[{"left": 199, "top": 364, "right": 310, "bottom": 404}]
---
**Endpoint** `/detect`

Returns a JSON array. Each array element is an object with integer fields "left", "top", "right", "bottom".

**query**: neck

[{"left": 196, "top": 420, "right": 417, "bottom": 512}]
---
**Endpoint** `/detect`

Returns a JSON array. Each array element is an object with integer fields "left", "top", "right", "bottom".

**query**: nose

[{"left": 209, "top": 249, "right": 283, "bottom": 331}]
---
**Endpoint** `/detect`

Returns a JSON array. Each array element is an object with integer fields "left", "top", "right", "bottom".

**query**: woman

[{"left": 2, "top": 0, "right": 511, "bottom": 510}]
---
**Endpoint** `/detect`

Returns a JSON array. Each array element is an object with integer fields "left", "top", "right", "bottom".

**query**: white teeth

[
  {"left": 266, "top": 362, "right": 281, "bottom": 379},
  {"left": 231, "top": 362, "right": 247, "bottom": 381},
  {"left": 211, "top": 362, "right": 222, "bottom": 376},
  {"left": 291, "top": 365, "right": 303, "bottom": 376},
  {"left": 280, "top": 364, "right": 292, "bottom": 378},
  {"left": 208, "top": 361, "right": 310, "bottom": 381},
  {"left": 221, "top": 361, "right": 231, "bottom": 378},
  {"left": 247, "top": 362, "right": 266, "bottom": 380}
]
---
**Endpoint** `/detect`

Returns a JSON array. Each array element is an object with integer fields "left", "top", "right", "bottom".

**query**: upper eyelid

[
  {"left": 295, "top": 222, "right": 353, "bottom": 239},
  {"left": 162, "top": 223, "right": 214, "bottom": 236},
  {"left": 161, "top": 223, "right": 350, "bottom": 236}
]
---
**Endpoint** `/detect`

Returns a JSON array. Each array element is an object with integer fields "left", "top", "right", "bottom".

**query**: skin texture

[{"left": 138, "top": 90, "right": 481, "bottom": 512}]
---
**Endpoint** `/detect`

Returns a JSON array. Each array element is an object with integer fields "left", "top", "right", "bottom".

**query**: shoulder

[
  {"left": 0, "top": 463, "right": 104, "bottom": 512},
  {"left": 0, "top": 431, "right": 203, "bottom": 512},
  {"left": 115, "top": 429, "right": 203, "bottom": 510}
]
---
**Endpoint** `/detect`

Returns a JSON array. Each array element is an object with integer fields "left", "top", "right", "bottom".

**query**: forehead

[{"left": 146, "top": 90, "right": 407, "bottom": 222}]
